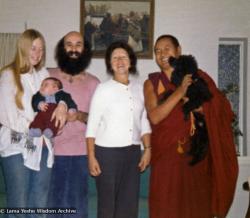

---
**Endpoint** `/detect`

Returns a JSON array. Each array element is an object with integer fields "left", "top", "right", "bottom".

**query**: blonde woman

[{"left": 0, "top": 29, "right": 67, "bottom": 217}]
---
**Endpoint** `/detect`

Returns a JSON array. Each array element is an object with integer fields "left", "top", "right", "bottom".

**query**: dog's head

[{"left": 169, "top": 55, "right": 198, "bottom": 86}]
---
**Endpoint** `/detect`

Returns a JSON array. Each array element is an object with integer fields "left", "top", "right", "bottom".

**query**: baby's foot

[
  {"left": 29, "top": 128, "right": 42, "bottom": 137},
  {"left": 43, "top": 128, "right": 54, "bottom": 139}
]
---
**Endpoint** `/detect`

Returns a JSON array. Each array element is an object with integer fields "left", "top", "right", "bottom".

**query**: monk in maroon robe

[{"left": 144, "top": 35, "right": 238, "bottom": 218}]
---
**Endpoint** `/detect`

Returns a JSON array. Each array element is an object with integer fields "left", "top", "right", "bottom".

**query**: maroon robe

[{"left": 148, "top": 70, "right": 238, "bottom": 218}]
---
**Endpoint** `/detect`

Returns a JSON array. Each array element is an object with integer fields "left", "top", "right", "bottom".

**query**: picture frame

[
  {"left": 218, "top": 37, "right": 248, "bottom": 156},
  {"left": 80, "top": 0, "right": 154, "bottom": 58}
]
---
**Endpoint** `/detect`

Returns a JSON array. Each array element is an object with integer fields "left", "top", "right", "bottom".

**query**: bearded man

[{"left": 48, "top": 31, "right": 100, "bottom": 218}]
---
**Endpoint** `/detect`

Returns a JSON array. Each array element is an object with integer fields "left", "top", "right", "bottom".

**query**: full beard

[{"left": 57, "top": 50, "right": 90, "bottom": 76}]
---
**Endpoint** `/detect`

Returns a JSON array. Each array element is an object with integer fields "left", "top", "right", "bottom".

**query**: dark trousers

[{"left": 95, "top": 145, "right": 141, "bottom": 218}]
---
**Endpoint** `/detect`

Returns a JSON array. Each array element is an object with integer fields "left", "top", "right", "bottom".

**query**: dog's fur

[
  {"left": 169, "top": 55, "right": 212, "bottom": 119},
  {"left": 161, "top": 55, "right": 213, "bottom": 165}
]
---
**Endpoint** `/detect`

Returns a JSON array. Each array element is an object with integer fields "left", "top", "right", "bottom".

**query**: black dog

[
  {"left": 160, "top": 55, "right": 213, "bottom": 165},
  {"left": 169, "top": 55, "right": 212, "bottom": 119}
]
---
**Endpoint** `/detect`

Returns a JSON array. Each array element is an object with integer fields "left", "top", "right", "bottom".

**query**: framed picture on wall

[{"left": 80, "top": 0, "right": 154, "bottom": 58}]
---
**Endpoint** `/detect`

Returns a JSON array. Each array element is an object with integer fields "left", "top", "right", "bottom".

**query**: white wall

[
  {"left": 0, "top": 0, "right": 250, "bottom": 217},
  {"left": 0, "top": 0, "right": 249, "bottom": 80}
]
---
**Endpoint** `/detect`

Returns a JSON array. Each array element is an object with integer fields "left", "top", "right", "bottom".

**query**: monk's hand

[
  {"left": 182, "top": 96, "right": 189, "bottom": 103},
  {"left": 193, "top": 106, "right": 204, "bottom": 114},
  {"left": 179, "top": 74, "right": 192, "bottom": 97}
]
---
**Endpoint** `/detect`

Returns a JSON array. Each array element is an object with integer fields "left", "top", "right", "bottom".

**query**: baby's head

[{"left": 40, "top": 77, "right": 63, "bottom": 96}]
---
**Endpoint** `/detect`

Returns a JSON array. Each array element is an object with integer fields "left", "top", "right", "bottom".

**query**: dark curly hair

[{"left": 105, "top": 41, "right": 137, "bottom": 75}]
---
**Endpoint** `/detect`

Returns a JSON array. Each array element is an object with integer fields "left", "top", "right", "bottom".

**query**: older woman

[
  {"left": 0, "top": 29, "right": 67, "bottom": 217},
  {"left": 86, "top": 41, "right": 151, "bottom": 218}
]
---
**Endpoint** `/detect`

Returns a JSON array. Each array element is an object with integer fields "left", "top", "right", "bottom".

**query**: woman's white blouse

[
  {"left": 0, "top": 67, "right": 53, "bottom": 171},
  {"left": 86, "top": 79, "right": 151, "bottom": 147}
]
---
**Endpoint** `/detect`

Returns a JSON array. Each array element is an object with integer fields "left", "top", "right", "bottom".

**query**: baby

[{"left": 29, "top": 77, "right": 77, "bottom": 138}]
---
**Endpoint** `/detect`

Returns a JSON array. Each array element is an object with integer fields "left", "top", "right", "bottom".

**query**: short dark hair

[
  {"left": 43, "top": 77, "right": 63, "bottom": 90},
  {"left": 155, "top": 34, "right": 180, "bottom": 50},
  {"left": 105, "top": 41, "right": 137, "bottom": 75}
]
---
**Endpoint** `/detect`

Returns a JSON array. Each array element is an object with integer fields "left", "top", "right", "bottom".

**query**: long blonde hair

[{"left": 0, "top": 29, "right": 46, "bottom": 109}]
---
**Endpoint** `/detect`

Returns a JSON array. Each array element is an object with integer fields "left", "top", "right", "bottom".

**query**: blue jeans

[
  {"left": 1, "top": 153, "right": 29, "bottom": 218},
  {"left": 48, "top": 155, "right": 88, "bottom": 218},
  {"left": 1, "top": 147, "right": 52, "bottom": 218},
  {"left": 27, "top": 146, "right": 52, "bottom": 218}
]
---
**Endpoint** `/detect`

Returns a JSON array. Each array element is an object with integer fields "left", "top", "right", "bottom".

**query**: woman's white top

[
  {"left": 0, "top": 67, "right": 53, "bottom": 171},
  {"left": 86, "top": 78, "right": 151, "bottom": 147}
]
